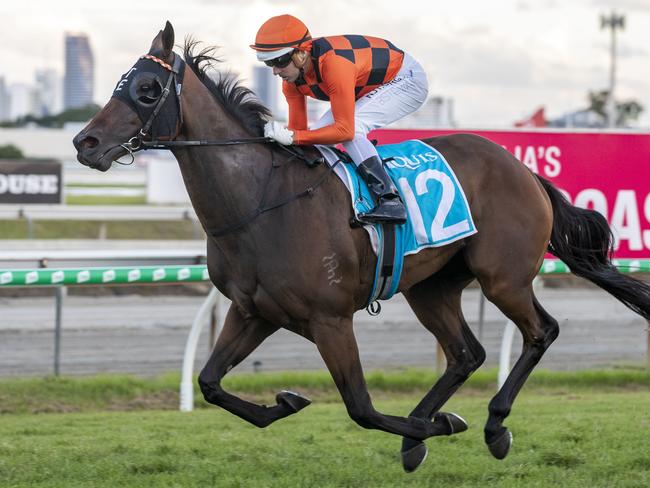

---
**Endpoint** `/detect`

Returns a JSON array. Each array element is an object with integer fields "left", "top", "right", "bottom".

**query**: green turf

[
  {"left": 0, "top": 220, "right": 200, "bottom": 240},
  {"left": 0, "top": 368, "right": 648, "bottom": 415},
  {"left": 0, "top": 389, "right": 648, "bottom": 487},
  {"left": 64, "top": 195, "right": 147, "bottom": 205},
  {"left": 66, "top": 183, "right": 145, "bottom": 188}
]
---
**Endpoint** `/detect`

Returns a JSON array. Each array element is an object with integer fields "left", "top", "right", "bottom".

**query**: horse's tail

[{"left": 536, "top": 175, "right": 650, "bottom": 320}]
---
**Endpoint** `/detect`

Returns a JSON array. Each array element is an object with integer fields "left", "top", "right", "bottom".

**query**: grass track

[
  {"left": 0, "top": 371, "right": 649, "bottom": 487},
  {"left": 1, "top": 368, "right": 649, "bottom": 415},
  {"left": 64, "top": 195, "right": 147, "bottom": 205},
  {"left": 0, "top": 219, "right": 197, "bottom": 239}
]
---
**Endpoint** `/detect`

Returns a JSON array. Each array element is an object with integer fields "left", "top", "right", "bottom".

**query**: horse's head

[{"left": 73, "top": 21, "right": 184, "bottom": 171}]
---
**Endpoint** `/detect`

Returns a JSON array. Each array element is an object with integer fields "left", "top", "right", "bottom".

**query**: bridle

[
  {"left": 114, "top": 53, "right": 323, "bottom": 166},
  {"left": 116, "top": 52, "right": 271, "bottom": 164}
]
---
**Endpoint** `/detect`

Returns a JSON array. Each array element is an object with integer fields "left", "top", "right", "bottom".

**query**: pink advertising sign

[{"left": 370, "top": 129, "right": 650, "bottom": 259}]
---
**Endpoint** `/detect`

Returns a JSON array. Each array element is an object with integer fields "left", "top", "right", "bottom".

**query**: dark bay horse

[{"left": 73, "top": 22, "right": 650, "bottom": 472}]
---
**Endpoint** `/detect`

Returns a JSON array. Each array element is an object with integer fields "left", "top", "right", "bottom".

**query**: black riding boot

[{"left": 356, "top": 156, "right": 407, "bottom": 224}]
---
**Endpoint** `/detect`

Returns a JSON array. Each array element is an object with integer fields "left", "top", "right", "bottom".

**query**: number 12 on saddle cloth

[{"left": 317, "top": 139, "right": 477, "bottom": 301}]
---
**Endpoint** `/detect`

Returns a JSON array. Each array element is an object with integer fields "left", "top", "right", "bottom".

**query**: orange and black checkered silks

[
  {"left": 296, "top": 35, "right": 404, "bottom": 101},
  {"left": 283, "top": 35, "right": 405, "bottom": 145}
]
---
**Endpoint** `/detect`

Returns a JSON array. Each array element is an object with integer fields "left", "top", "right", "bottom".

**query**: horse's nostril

[
  {"left": 73, "top": 132, "right": 100, "bottom": 152},
  {"left": 80, "top": 135, "right": 99, "bottom": 150}
]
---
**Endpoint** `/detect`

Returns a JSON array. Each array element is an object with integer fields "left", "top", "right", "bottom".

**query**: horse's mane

[{"left": 182, "top": 38, "right": 270, "bottom": 135}]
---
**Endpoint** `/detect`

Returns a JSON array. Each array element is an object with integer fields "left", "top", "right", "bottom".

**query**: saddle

[{"left": 316, "top": 140, "right": 477, "bottom": 311}]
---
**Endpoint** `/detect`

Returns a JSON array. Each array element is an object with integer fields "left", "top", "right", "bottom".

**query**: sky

[{"left": 1, "top": 0, "right": 649, "bottom": 127}]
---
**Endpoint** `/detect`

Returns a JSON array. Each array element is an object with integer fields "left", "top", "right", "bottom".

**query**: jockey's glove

[{"left": 264, "top": 120, "right": 294, "bottom": 145}]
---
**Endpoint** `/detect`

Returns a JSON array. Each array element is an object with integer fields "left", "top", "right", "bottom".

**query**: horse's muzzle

[{"left": 73, "top": 131, "right": 119, "bottom": 172}]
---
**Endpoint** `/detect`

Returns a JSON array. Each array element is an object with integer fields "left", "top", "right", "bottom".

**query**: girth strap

[{"left": 365, "top": 222, "right": 397, "bottom": 314}]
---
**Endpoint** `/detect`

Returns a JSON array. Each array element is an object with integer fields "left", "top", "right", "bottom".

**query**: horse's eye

[{"left": 141, "top": 84, "right": 151, "bottom": 92}]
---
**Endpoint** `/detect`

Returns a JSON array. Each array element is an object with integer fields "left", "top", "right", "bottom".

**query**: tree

[
  {"left": 0, "top": 144, "right": 24, "bottom": 159},
  {"left": 0, "top": 104, "right": 101, "bottom": 128},
  {"left": 587, "top": 90, "right": 608, "bottom": 118},
  {"left": 587, "top": 90, "right": 644, "bottom": 127},
  {"left": 616, "top": 100, "right": 643, "bottom": 126}
]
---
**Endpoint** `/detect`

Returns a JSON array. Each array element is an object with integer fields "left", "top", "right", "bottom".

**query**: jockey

[{"left": 250, "top": 14, "right": 429, "bottom": 225}]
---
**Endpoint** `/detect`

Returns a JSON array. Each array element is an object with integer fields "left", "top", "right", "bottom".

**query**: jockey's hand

[{"left": 264, "top": 120, "right": 294, "bottom": 145}]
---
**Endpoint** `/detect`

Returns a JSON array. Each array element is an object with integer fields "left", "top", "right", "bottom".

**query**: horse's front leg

[
  {"left": 310, "top": 314, "right": 456, "bottom": 441},
  {"left": 198, "top": 304, "right": 311, "bottom": 427}
]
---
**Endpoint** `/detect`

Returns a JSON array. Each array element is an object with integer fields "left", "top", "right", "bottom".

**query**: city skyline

[
  {"left": 1, "top": 0, "right": 649, "bottom": 127},
  {"left": 0, "top": 32, "right": 94, "bottom": 121}
]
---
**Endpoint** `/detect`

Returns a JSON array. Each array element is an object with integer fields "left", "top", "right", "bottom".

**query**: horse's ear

[
  {"left": 162, "top": 21, "right": 175, "bottom": 58},
  {"left": 149, "top": 21, "right": 175, "bottom": 60}
]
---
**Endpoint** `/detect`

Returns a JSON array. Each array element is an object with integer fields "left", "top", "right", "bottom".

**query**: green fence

[
  {"left": 1, "top": 260, "right": 648, "bottom": 287},
  {"left": 0, "top": 265, "right": 209, "bottom": 287}
]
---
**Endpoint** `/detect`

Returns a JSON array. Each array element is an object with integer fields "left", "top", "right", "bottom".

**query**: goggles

[{"left": 264, "top": 50, "right": 296, "bottom": 68}]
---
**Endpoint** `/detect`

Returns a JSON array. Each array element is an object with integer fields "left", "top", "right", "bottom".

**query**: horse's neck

[
  {"left": 171, "top": 75, "right": 266, "bottom": 240},
  {"left": 169, "top": 70, "right": 372, "bottom": 298}
]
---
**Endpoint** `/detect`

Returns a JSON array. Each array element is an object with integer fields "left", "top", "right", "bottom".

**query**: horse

[{"left": 73, "top": 22, "right": 650, "bottom": 472}]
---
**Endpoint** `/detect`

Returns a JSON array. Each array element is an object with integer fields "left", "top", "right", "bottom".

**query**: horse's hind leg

[
  {"left": 481, "top": 284, "right": 559, "bottom": 459},
  {"left": 310, "top": 314, "right": 458, "bottom": 441},
  {"left": 400, "top": 273, "right": 486, "bottom": 472},
  {"left": 198, "top": 304, "right": 311, "bottom": 428}
]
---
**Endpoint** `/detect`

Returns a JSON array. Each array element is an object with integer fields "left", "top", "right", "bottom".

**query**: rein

[
  {"left": 118, "top": 52, "right": 331, "bottom": 238},
  {"left": 138, "top": 137, "right": 271, "bottom": 149},
  {"left": 114, "top": 136, "right": 273, "bottom": 165},
  {"left": 209, "top": 155, "right": 339, "bottom": 238}
]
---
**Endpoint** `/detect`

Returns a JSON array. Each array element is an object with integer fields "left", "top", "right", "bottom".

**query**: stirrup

[
  {"left": 357, "top": 213, "right": 407, "bottom": 225},
  {"left": 358, "top": 199, "right": 407, "bottom": 225}
]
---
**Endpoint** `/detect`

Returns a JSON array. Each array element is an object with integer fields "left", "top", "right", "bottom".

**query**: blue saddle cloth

[{"left": 317, "top": 139, "right": 477, "bottom": 304}]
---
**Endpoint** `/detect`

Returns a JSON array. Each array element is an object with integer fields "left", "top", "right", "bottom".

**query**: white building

[
  {"left": 252, "top": 66, "right": 279, "bottom": 117},
  {"left": 0, "top": 127, "right": 78, "bottom": 160},
  {"left": 0, "top": 77, "right": 10, "bottom": 122},
  {"left": 307, "top": 99, "right": 329, "bottom": 125},
  {"left": 249, "top": 67, "right": 335, "bottom": 125},
  {"left": 35, "top": 69, "right": 61, "bottom": 117},
  {"left": 390, "top": 96, "right": 456, "bottom": 129},
  {"left": 8, "top": 83, "right": 37, "bottom": 120},
  {"left": 547, "top": 109, "right": 606, "bottom": 128}
]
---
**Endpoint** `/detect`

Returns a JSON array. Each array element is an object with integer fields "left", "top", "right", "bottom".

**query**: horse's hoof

[
  {"left": 434, "top": 412, "right": 468, "bottom": 435},
  {"left": 487, "top": 427, "right": 513, "bottom": 459},
  {"left": 276, "top": 390, "right": 311, "bottom": 413},
  {"left": 401, "top": 441, "right": 428, "bottom": 473}
]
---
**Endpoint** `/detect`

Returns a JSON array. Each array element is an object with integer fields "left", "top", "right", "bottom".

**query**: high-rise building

[
  {"left": 35, "top": 69, "right": 60, "bottom": 117},
  {"left": 63, "top": 32, "right": 94, "bottom": 110},
  {"left": 252, "top": 66, "right": 279, "bottom": 117},
  {"left": 0, "top": 77, "right": 10, "bottom": 122}
]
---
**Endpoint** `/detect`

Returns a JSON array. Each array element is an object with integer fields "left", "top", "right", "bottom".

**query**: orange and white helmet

[{"left": 250, "top": 14, "right": 311, "bottom": 62}]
